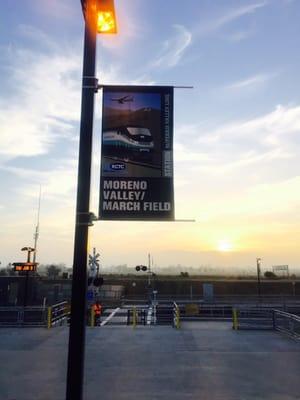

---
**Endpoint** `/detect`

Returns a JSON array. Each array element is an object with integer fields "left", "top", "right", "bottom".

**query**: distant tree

[
  {"left": 180, "top": 271, "right": 189, "bottom": 278},
  {"left": 264, "top": 271, "right": 277, "bottom": 279},
  {"left": 46, "top": 264, "right": 61, "bottom": 279},
  {"left": 0, "top": 269, "right": 8, "bottom": 276},
  {"left": 7, "top": 263, "right": 16, "bottom": 276}
]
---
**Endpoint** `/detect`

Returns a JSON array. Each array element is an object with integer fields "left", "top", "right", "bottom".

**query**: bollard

[
  {"left": 132, "top": 307, "right": 137, "bottom": 329},
  {"left": 272, "top": 310, "right": 276, "bottom": 330},
  {"left": 232, "top": 308, "right": 238, "bottom": 330},
  {"left": 47, "top": 307, "right": 52, "bottom": 329},
  {"left": 176, "top": 307, "right": 180, "bottom": 329},
  {"left": 174, "top": 306, "right": 180, "bottom": 329},
  {"left": 90, "top": 306, "right": 95, "bottom": 327}
]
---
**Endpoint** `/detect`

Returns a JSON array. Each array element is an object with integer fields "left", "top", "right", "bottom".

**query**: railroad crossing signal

[
  {"left": 88, "top": 248, "right": 104, "bottom": 287},
  {"left": 88, "top": 248, "right": 100, "bottom": 277}
]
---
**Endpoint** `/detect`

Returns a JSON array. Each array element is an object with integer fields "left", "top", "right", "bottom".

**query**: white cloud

[
  {"left": 225, "top": 29, "right": 255, "bottom": 42},
  {"left": 17, "top": 24, "right": 58, "bottom": 50},
  {"left": 195, "top": 2, "right": 268, "bottom": 36},
  {"left": 203, "top": 104, "right": 300, "bottom": 145},
  {"left": 224, "top": 73, "right": 277, "bottom": 91},
  {"left": 30, "top": 0, "right": 77, "bottom": 21},
  {"left": 0, "top": 21, "right": 155, "bottom": 161},
  {"left": 1, "top": 159, "right": 77, "bottom": 201},
  {"left": 174, "top": 104, "right": 300, "bottom": 183},
  {"left": 0, "top": 35, "right": 82, "bottom": 159},
  {"left": 152, "top": 25, "right": 192, "bottom": 69}
]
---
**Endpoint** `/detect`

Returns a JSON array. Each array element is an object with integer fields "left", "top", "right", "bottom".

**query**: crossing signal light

[{"left": 136, "top": 265, "right": 148, "bottom": 272}]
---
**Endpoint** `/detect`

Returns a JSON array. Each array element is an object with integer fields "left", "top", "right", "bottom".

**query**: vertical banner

[{"left": 99, "top": 85, "right": 174, "bottom": 220}]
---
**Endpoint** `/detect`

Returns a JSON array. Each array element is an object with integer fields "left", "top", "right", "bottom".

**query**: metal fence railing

[
  {"left": 126, "top": 308, "right": 147, "bottom": 326},
  {"left": 0, "top": 301, "right": 70, "bottom": 328},
  {"left": 232, "top": 307, "right": 275, "bottom": 330},
  {"left": 273, "top": 310, "right": 300, "bottom": 339},
  {"left": 0, "top": 306, "right": 48, "bottom": 327},
  {"left": 232, "top": 307, "right": 300, "bottom": 339},
  {"left": 122, "top": 294, "right": 300, "bottom": 305}
]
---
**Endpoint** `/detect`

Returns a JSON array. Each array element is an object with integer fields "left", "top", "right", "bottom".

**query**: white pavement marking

[{"left": 100, "top": 307, "right": 121, "bottom": 326}]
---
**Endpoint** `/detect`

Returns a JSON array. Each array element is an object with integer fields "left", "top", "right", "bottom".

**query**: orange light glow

[{"left": 97, "top": 11, "right": 116, "bottom": 33}]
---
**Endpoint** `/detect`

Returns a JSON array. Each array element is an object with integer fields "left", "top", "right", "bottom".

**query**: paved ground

[{"left": 0, "top": 322, "right": 299, "bottom": 400}]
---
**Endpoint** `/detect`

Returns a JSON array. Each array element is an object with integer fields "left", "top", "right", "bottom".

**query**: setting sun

[{"left": 217, "top": 240, "right": 233, "bottom": 252}]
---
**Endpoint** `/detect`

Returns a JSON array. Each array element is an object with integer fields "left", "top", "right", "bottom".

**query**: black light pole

[
  {"left": 66, "top": 1, "right": 117, "bottom": 399},
  {"left": 66, "top": 3, "right": 97, "bottom": 400}
]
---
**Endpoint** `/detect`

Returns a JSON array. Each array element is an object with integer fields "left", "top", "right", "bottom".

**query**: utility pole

[
  {"left": 148, "top": 253, "right": 151, "bottom": 287},
  {"left": 256, "top": 258, "right": 262, "bottom": 301},
  {"left": 33, "top": 186, "right": 41, "bottom": 264}
]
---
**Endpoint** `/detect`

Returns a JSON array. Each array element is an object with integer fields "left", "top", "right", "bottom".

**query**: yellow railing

[
  {"left": 132, "top": 307, "right": 137, "bottom": 328},
  {"left": 90, "top": 306, "right": 95, "bottom": 327},
  {"left": 47, "top": 307, "right": 52, "bottom": 329},
  {"left": 232, "top": 308, "right": 238, "bottom": 330}
]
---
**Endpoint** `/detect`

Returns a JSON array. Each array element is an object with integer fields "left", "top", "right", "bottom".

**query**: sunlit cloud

[
  {"left": 173, "top": 104, "right": 300, "bottom": 232},
  {"left": 0, "top": 38, "right": 82, "bottom": 160},
  {"left": 2, "top": 22, "right": 145, "bottom": 160},
  {"left": 176, "top": 103, "right": 300, "bottom": 170},
  {"left": 1, "top": 1, "right": 299, "bottom": 270}
]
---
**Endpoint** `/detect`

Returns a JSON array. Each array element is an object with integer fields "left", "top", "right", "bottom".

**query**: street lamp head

[
  {"left": 21, "top": 247, "right": 35, "bottom": 252},
  {"left": 96, "top": 0, "right": 117, "bottom": 34},
  {"left": 81, "top": 0, "right": 117, "bottom": 34}
]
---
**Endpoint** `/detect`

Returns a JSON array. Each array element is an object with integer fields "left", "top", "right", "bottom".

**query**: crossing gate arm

[
  {"left": 273, "top": 309, "right": 300, "bottom": 339},
  {"left": 47, "top": 301, "right": 70, "bottom": 328},
  {"left": 173, "top": 302, "right": 181, "bottom": 329}
]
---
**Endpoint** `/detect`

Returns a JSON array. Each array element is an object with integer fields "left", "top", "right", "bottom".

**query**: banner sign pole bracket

[
  {"left": 83, "top": 76, "right": 99, "bottom": 92},
  {"left": 76, "top": 212, "right": 97, "bottom": 227},
  {"left": 97, "top": 84, "right": 194, "bottom": 90}
]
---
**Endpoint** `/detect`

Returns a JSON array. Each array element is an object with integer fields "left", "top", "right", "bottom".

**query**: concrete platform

[{"left": 0, "top": 322, "right": 299, "bottom": 400}]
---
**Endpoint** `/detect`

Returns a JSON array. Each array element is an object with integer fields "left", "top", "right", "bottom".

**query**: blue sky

[{"left": 1, "top": 0, "right": 300, "bottom": 273}]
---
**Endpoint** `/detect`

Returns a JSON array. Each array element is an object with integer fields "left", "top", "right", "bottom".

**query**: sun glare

[{"left": 217, "top": 240, "right": 233, "bottom": 252}]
